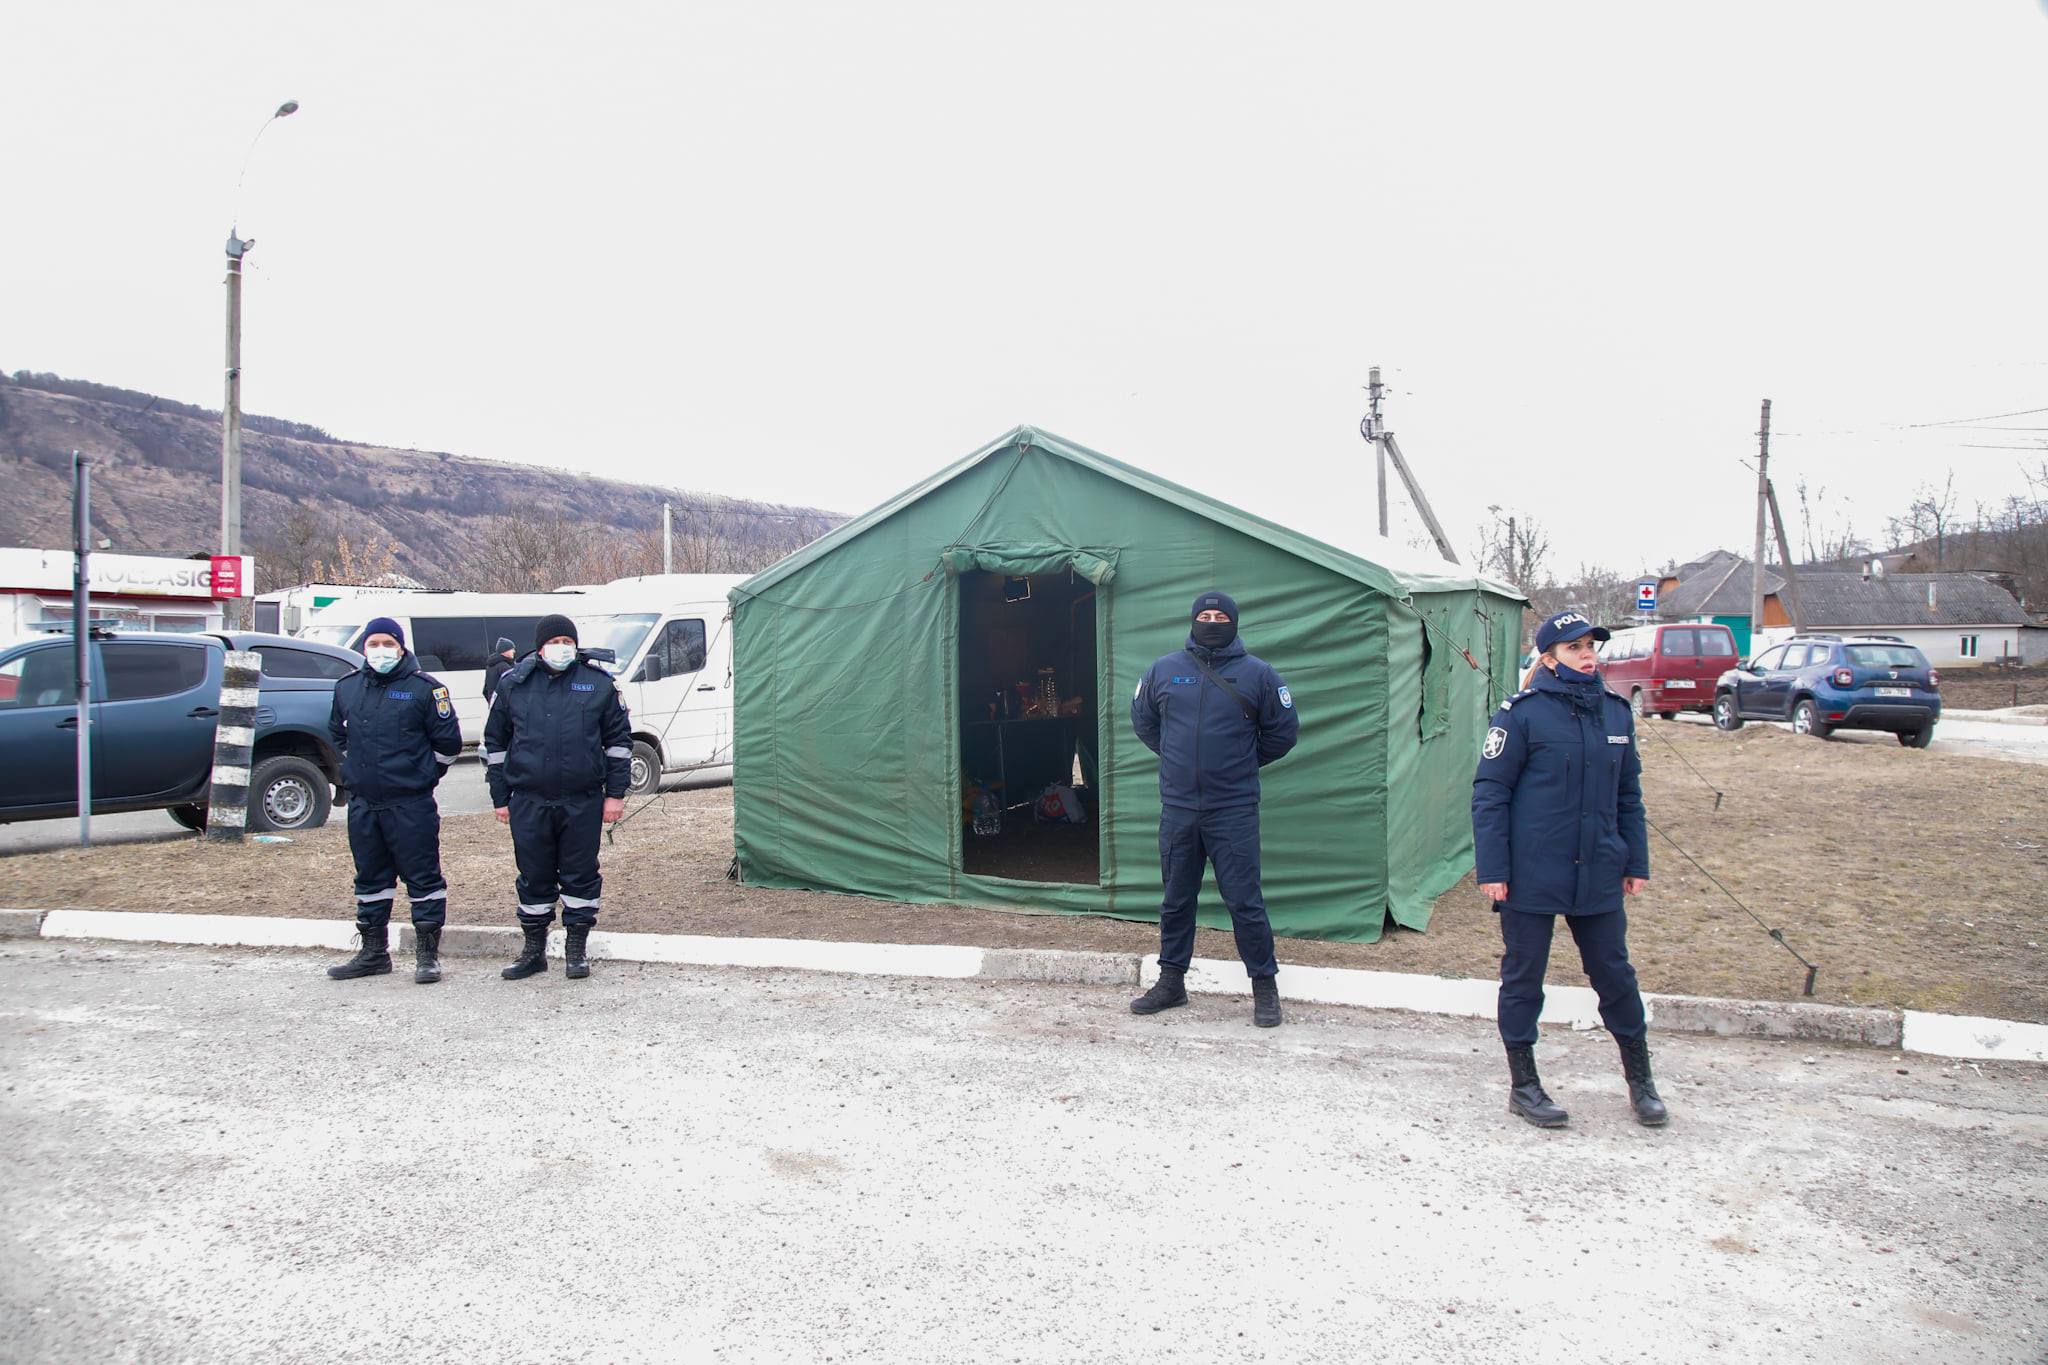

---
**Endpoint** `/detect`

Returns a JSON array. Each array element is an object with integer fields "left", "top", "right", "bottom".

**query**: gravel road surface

[{"left": 2, "top": 941, "right": 2043, "bottom": 1364}]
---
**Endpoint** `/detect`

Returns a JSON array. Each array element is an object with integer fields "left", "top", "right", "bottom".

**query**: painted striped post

[{"left": 204, "top": 650, "right": 262, "bottom": 843}]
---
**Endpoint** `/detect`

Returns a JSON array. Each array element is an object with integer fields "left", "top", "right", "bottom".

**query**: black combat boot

[
  {"left": 1616, "top": 1034, "right": 1670, "bottom": 1126},
  {"left": 327, "top": 923, "right": 391, "bottom": 980},
  {"left": 1251, "top": 974, "right": 1282, "bottom": 1028},
  {"left": 1505, "top": 1044, "right": 1568, "bottom": 1127},
  {"left": 501, "top": 918, "right": 550, "bottom": 981},
  {"left": 413, "top": 925, "right": 443, "bottom": 984},
  {"left": 1130, "top": 963, "right": 1188, "bottom": 1015},
  {"left": 564, "top": 925, "right": 591, "bottom": 980}
]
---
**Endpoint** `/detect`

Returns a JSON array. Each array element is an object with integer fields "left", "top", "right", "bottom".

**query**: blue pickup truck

[{"left": 0, "top": 628, "right": 363, "bottom": 832}]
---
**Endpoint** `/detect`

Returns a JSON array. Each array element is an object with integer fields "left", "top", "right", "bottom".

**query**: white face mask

[
  {"left": 540, "top": 643, "right": 578, "bottom": 670},
  {"left": 365, "top": 646, "right": 403, "bottom": 674}
]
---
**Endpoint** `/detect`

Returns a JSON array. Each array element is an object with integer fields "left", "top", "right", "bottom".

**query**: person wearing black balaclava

[
  {"left": 482, "top": 613, "right": 633, "bottom": 981},
  {"left": 1472, "top": 609, "right": 1666, "bottom": 1129},
  {"left": 1130, "top": 590, "right": 1300, "bottom": 1026}
]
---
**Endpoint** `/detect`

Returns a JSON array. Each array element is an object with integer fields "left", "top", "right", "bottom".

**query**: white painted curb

[
  {"left": 39, "top": 909, "right": 360, "bottom": 952},
  {"left": 1156, "top": 955, "right": 1615, "bottom": 1030},
  {"left": 567, "top": 929, "right": 985, "bottom": 980},
  {"left": 1902, "top": 1010, "right": 2048, "bottom": 1064}
]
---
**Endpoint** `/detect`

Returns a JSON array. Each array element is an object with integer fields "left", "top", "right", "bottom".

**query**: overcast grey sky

[{"left": 6, "top": 1, "right": 2046, "bottom": 579}]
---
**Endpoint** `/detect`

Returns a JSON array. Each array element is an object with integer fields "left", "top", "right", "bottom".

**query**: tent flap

[{"left": 940, "top": 544, "right": 1120, "bottom": 586}]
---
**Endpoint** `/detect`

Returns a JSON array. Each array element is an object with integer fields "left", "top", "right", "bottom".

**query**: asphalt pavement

[{"left": 2, "top": 940, "right": 2042, "bottom": 1364}]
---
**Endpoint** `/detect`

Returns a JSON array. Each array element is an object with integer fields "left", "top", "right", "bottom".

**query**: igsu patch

[{"left": 570, "top": 682, "right": 596, "bottom": 691}]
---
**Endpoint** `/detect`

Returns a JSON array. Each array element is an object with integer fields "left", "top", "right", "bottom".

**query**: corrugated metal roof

[{"left": 1788, "top": 572, "right": 2030, "bottom": 628}]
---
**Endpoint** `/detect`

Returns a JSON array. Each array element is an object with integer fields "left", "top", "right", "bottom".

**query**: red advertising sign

[{"left": 210, "top": 555, "right": 249, "bottom": 599}]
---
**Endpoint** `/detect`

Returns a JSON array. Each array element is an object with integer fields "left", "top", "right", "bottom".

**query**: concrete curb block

[
  {"left": 12, "top": 909, "right": 2043, "bottom": 1063},
  {"left": 0, "top": 909, "right": 46, "bottom": 938},
  {"left": 982, "top": 948, "right": 1139, "bottom": 986},
  {"left": 1645, "top": 994, "right": 1903, "bottom": 1048},
  {"left": 1941, "top": 709, "right": 2047, "bottom": 727}
]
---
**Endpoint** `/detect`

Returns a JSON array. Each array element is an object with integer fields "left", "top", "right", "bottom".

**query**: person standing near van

[
  {"left": 484, "top": 614, "right": 631, "bottom": 981},
  {"left": 482, "top": 637, "right": 517, "bottom": 703},
  {"left": 1473, "top": 610, "right": 1667, "bottom": 1127},
  {"left": 1129, "top": 590, "right": 1299, "bottom": 1027},
  {"left": 325, "top": 617, "right": 463, "bottom": 983}
]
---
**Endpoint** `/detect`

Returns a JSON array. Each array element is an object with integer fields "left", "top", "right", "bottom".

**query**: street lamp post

[{"left": 221, "top": 100, "right": 298, "bottom": 627}]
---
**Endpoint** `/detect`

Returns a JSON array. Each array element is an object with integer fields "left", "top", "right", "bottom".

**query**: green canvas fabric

[{"left": 732, "top": 426, "right": 1524, "bottom": 943}]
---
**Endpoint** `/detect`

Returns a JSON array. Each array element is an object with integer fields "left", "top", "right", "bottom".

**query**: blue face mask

[{"left": 365, "top": 646, "right": 403, "bottom": 674}]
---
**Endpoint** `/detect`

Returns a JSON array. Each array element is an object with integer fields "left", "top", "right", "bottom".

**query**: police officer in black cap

[
  {"left": 482, "top": 637, "right": 517, "bottom": 703},
  {"left": 1129, "top": 590, "right": 1299, "bottom": 1026},
  {"left": 1472, "top": 609, "right": 1667, "bottom": 1127},
  {"left": 325, "top": 616, "right": 463, "bottom": 983},
  {"left": 484, "top": 613, "right": 633, "bottom": 981}
]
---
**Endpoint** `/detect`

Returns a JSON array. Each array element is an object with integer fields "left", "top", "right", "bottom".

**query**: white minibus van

[{"left": 296, "top": 575, "right": 745, "bottom": 792}]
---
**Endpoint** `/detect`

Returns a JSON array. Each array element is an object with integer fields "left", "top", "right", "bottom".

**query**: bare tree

[
  {"left": 461, "top": 503, "right": 587, "bottom": 592},
  {"left": 1477, "top": 508, "right": 1550, "bottom": 592},
  {"left": 1887, "top": 472, "right": 1958, "bottom": 567},
  {"left": 314, "top": 532, "right": 399, "bottom": 587},
  {"left": 249, "top": 504, "right": 332, "bottom": 593}
]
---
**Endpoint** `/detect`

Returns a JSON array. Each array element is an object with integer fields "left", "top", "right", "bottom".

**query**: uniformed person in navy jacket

[
  {"left": 324, "top": 616, "right": 463, "bottom": 984},
  {"left": 1129, "top": 590, "right": 1299, "bottom": 1027},
  {"left": 484, "top": 613, "right": 633, "bottom": 981},
  {"left": 1472, "top": 609, "right": 1668, "bottom": 1127}
]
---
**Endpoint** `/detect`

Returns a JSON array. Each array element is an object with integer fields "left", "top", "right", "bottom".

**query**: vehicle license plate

[
  {"left": 1874, "top": 686, "right": 1910, "bottom": 697},
  {"left": 1664, "top": 679, "right": 1695, "bottom": 689}
]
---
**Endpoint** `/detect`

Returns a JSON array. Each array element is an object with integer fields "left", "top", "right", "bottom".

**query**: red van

[{"left": 1597, "top": 623, "right": 1740, "bottom": 720}]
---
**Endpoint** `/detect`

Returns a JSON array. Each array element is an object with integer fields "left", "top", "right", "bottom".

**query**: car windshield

[
  {"left": 1846, "top": 644, "right": 1927, "bottom": 669},
  {"left": 298, "top": 624, "right": 361, "bottom": 648},
  {"left": 575, "top": 613, "right": 659, "bottom": 667}
]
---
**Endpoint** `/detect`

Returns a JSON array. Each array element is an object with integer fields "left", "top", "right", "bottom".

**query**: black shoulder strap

[{"left": 1185, "top": 651, "right": 1257, "bottom": 723}]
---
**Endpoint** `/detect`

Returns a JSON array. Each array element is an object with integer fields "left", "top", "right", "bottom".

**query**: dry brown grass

[{"left": 5, "top": 721, "right": 2043, "bottom": 1021}]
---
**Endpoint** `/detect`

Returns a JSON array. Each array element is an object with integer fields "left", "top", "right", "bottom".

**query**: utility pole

[
  {"left": 1359, "top": 369, "right": 1459, "bottom": 563},
  {"left": 1765, "top": 478, "right": 1807, "bottom": 633},
  {"left": 663, "top": 501, "right": 674, "bottom": 574},
  {"left": 1752, "top": 399, "right": 1771, "bottom": 637},
  {"left": 72, "top": 451, "right": 92, "bottom": 848},
  {"left": 1367, "top": 368, "right": 1389, "bottom": 537},
  {"left": 221, "top": 230, "right": 249, "bottom": 629}
]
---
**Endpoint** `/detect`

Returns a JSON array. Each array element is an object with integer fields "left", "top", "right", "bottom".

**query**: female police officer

[{"left": 1471, "top": 610, "right": 1668, "bottom": 1127}]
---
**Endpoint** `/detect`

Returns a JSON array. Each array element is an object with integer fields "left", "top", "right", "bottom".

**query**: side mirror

[{"left": 640, "top": 655, "right": 664, "bottom": 683}]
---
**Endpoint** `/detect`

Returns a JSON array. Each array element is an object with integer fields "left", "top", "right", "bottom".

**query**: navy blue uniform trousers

[
  {"left": 1496, "top": 907, "right": 1647, "bottom": 1046},
  {"left": 347, "top": 794, "right": 447, "bottom": 929},
  {"left": 509, "top": 789, "right": 605, "bottom": 928},
  {"left": 1158, "top": 804, "right": 1277, "bottom": 979}
]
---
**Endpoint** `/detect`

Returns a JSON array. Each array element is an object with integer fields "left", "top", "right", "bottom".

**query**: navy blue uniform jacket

[
  {"left": 1131, "top": 636, "right": 1298, "bottom": 812},
  {"left": 1471, "top": 666, "right": 1649, "bottom": 914},
  {"left": 482, "top": 655, "right": 633, "bottom": 807},
  {"left": 328, "top": 653, "right": 463, "bottom": 809}
]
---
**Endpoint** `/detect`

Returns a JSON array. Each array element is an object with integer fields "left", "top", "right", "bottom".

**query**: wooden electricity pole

[
  {"left": 1360, "top": 369, "right": 1459, "bottom": 564},
  {"left": 1752, "top": 399, "right": 1772, "bottom": 634}
]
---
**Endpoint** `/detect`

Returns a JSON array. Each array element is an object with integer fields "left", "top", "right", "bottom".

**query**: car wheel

[
  {"left": 167, "top": 803, "right": 207, "bottom": 832},
  {"left": 1899, "top": 726, "right": 1935, "bottom": 749},
  {"left": 248, "top": 756, "right": 333, "bottom": 832},
  {"left": 1791, "top": 699, "right": 1832, "bottom": 738},
  {"left": 1630, "top": 688, "right": 1647, "bottom": 720},
  {"left": 1713, "top": 693, "right": 1744, "bottom": 731},
  {"left": 627, "top": 740, "right": 662, "bottom": 797}
]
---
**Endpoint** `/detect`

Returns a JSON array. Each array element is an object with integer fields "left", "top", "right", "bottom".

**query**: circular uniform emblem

[{"left": 1482, "top": 726, "right": 1507, "bottom": 760}]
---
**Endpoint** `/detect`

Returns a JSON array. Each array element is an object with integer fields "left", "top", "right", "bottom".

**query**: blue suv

[
  {"left": 1713, "top": 634, "right": 1941, "bottom": 747},
  {"left": 0, "top": 629, "right": 362, "bottom": 831}
]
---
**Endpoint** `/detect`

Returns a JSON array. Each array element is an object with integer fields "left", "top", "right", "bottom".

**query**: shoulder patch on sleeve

[
  {"left": 432, "top": 685, "right": 452, "bottom": 718},
  {"left": 1277, "top": 685, "right": 1292, "bottom": 709},
  {"left": 1483, "top": 726, "right": 1508, "bottom": 760}
]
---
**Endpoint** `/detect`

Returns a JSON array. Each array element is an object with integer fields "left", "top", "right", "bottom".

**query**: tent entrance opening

[{"left": 957, "top": 569, "right": 1099, "bottom": 885}]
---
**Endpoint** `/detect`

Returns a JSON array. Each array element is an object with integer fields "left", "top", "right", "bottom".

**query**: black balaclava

[{"left": 1190, "top": 590, "right": 1239, "bottom": 652}]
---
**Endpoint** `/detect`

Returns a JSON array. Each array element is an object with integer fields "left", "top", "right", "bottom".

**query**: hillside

[{"left": 0, "top": 371, "right": 841, "bottom": 588}]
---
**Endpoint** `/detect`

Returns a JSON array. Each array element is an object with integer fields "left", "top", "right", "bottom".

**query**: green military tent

[{"left": 730, "top": 426, "right": 1524, "bottom": 943}]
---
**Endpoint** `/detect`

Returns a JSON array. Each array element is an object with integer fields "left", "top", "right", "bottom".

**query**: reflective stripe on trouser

[
  {"left": 347, "top": 794, "right": 447, "bottom": 928},
  {"left": 1495, "top": 906, "right": 1647, "bottom": 1047},
  {"left": 507, "top": 789, "right": 606, "bottom": 929},
  {"left": 1156, "top": 803, "right": 1276, "bottom": 978}
]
